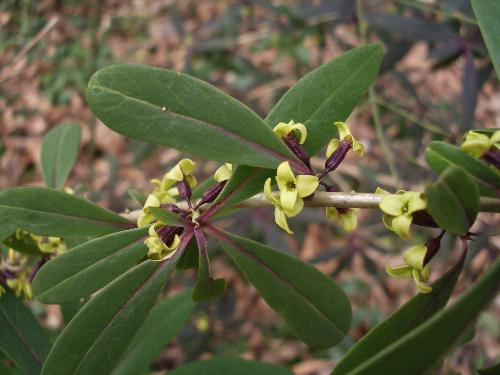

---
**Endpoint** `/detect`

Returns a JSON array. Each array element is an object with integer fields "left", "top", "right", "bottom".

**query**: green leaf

[
  {"left": 32, "top": 228, "right": 148, "bottom": 304},
  {"left": 332, "top": 253, "right": 465, "bottom": 374},
  {"left": 215, "top": 44, "right": 383, "bottom": 210},
  {"left": 208, "top": 228, "right": 351, "bottom": 349},
  {"left": 192, "top": 230, "right": 226, "bottom": 301},
  {"left": 112, "top": 289, "right": 196, "bottom": 375},
  {"left": 3, "top": 231, "right": 42, "bottom": 256},
  {"left": 338, "top": 259, "right": 500, "bottom": 375},
  {"left": 426, "top": 166, "right": 479, "bottom": 235},
  {"left": 425, "top": 141, "right": 500, "bottom": 197},
  {"left": 127, "top": 189, "right": 146, "bottom": 206},
  {"left": 41, "top": 255, "right": 182, "bottom": 375},
  {"left": 168, "top": 358, "right": 293, "bottom": 375},
  {"left": 0, "top": 221, "right": 16, "bottom": 242},
  {"left": 149, "top": 207, "right": 185, "bottom": 226},
  {"left": 86, "top": 64, "right": 299, "bottom": 169},
  {"left": 0, "top": 290, "right": 52, "bottom": 375},
  {"left": 41, "top": 122, "right": 81, "bottom": 190},
  {"left": 176, "top": 238, "right": 199, "bottom": 270},
  {"left": 472, "top": 0, "right": 500, "bottom": 78},
  {"left": 0, "top": 187, "right": 133, "bottom": 237}
]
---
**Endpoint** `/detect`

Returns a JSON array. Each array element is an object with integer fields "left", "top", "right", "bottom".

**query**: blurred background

[{"left": 0, "top": 1, "right": 499, "bottom": 374}]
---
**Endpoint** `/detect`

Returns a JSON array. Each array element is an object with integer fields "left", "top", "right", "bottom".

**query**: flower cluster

[
  {"left": 0, "top": 249, "right": 33, "bottom": 299},
  {"left": 460, "top": 129, "right": 500, "bottom": 168}
]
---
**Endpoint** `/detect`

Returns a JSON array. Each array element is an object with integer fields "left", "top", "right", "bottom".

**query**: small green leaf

[
  {"left": 215, "top": 44, "right": 383, "bottom": 210},
  {"left": 32, "top": 228, "right": 148, "bottom": 303},
  {"left": 87, "top": 64, "right": 298, "bottom": 169},
  {"left": 168, "top": 358, "right": 293, "bottom": 375},
  {"left": 41, "top": 122, "right": 81, "bottom": 190},
  {"left": 0, "top": 290, "right": 52, "bottom": 374},
  {"left": 112, "top": 289, "right": 196, "bottom": 375},
  {"left": 0, "top": 187, "right": 133, "bottom": 237},
  {"left": 426, "top": 166, "right": 479, "bottom": 235},
  {"left": 176, "top": 238, "right": 199, "bottom": 270},
  {"left": 332, "top": 253, "right": 465, "bottom": 374},
  {"left": 41, "top": 255, "right": 181, "bottom": 375},
  {"left": 337, "top": 259, "right": 500, "bottom": 375},
  {"left": 472, "top": 0, "right": 500, "bottom": 78},
  {"left": 0, "top": 221, "right": 16, "bottom": 242},
  {"left": 209, "top": 228, "right": 351, "bottom": 349},
  {"left": 425, "top": 141, "right": 500, "bottom": 197},
  {"left": 149, "top": 207, "right": 185, "bottom": 226}
]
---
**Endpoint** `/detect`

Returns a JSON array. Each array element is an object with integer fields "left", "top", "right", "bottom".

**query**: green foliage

[
  {"left": 335, "top": 259, "right": 500, "bottom": 374},
  {"left": 332, "top": 254, "right": 465, "bottom": 374},
  {"left": 40, "top": 123, "right": 81, "bottom": 190},
  {"left": 0, "top": 290, "right": 52, "bottom": 374},
  {"left": 86, "top": 64, "right": 298, "bottom": 169},
  {"left": 425, "top": 141, "right": 500, "bottom": 197},
  {"left": 32, "top": 228, "right": 148, "bottom": 303},
  {"left": 0, "top": 187, "right": 133, "bottom": 237},
  {"left": 211, "top": 229, "right": 352, "bottom": 349},
  {"left": 41, "top": 258, "right": 180, "bottom": 375},
  {"left": 472, "top": 0, "right": 500, "bottom": 78},
  {"left": 149, "top": 207, "right": 185, "bottom": 226},
  {"left": 426, "top": 166, "right": 479, "bottom": 235},
  {"left": 112, "top": 289, "right": 196, "bottom": 375}
]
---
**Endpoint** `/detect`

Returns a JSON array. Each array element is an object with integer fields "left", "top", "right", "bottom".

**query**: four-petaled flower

[
  {"left": 264, "top": 161, "right": 319, "bottom": 234},
  {"left": 386, "top": 244, "right": 432, "bottom": 294},
  {"left": 377, "top": 188, "right": 427, "bottom": 239},
  {"left": 273, "top": 120, "right": 307, "bottom": 144},
  {"left": 326, "top": 122, "right": 364, "bottom": 158},
  {"left": 325, "top": 207, "right": 360, "bottom": 232},
  {"left": 145, "top": 223, "right": 181, "bottom": 261},
  {"left": 460, "top": 130, "right": 500, "bottom": 158}
]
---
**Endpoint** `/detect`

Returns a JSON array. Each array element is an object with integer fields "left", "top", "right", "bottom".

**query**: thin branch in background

[{"left": 356, "top": 0, "right": 401, "bottom": 187}]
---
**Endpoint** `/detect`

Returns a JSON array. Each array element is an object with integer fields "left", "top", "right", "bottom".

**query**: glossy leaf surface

[
  {"left": 472, "top": 0, "right": 500, "bottom": 78},
  {"left": 41, "top": 122, "right": 81, "bottom": 190},
  {"left": 33, "top": 228, "right": 148, "bottom": 303},
  {"left": 169, "top": 358, "right": 293, "bottom": 375}
]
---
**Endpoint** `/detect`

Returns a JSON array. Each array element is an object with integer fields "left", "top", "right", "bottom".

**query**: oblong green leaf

[
  {"left": 426, "top": 166, "right": 479, "bottom": 235},
  {"left": 32, "top": 228, "right": 148, "bottom": 304},
  {"left": 0, "top": 290, "right": 52, "bottom": 375},
  {"left": 41, "top": 122, "right": 81, "bottom": 190},
  {"left": 41, "top": 256, "right": 181, "bottom": 375},
  {"left": 332, "top": 253, "right": 465, "bottom": 374},
  {"left": 112, "top": 289, "right": 196, "bottom": 375},
  {"left": 342, "top": 259, "right": 500, "bottom": 375},
  {"left": 168, "top": 358, "right": 293, "bottom": 375},
  {"left": 472, "top": 0, "right": 500, "bottom": 78},
  {"left": 215, "top": 44, "right": 383, "bottom": 210},
  {"left": 149, "top": 207, "right": 185, "bottom": 226},
  {"left": 425, "top": 141, "right": 500, "bottom": 197},
  {"left": 86, "top": 64, "right": 298, "bottom": 169},
  {"left": 0, "top": 187, "right": 133, "bottom": 237},
  {"left": 208, "top": 228, "right": 351, "bottom": 349}
]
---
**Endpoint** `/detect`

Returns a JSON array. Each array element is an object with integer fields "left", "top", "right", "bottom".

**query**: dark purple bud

[
  {"left": 197, "top": 181, "right": 226, "bottom": 208},
  {"left": 412, "top": 210, "right": 439, "bottom": 228},
  {"left": 157, "top": 225, "right": 184, "bottom": 245},
  {"left": 423, "top": 230, "right": 445, "bottom": 266},
  {"left": 28, "top": 256, "right": 49, "bottom": 283},
  {"left": 321, "top": 139, "right": 352, "bottom": 178},
  {"left": 482, "top": 147, "right": 500, "bottom": 169},
  {"left": 161, "top": 203, "right": 188, "bottom": 215},
  {"left": 177, "top": 179, "right": 192, "bottom": 201},
  {"left": 283, "top": 134, "right": 312, "bottom": 171}
]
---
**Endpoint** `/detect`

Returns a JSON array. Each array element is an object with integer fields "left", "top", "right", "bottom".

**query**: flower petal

[
  {"left": 274, "top": 207, "right": 293, "bottom": 234},
  {"left": 264, "top": 178, "right": 279, "bottom": 205},
  {"left": 406, "top": 192, "right": 427, "bottom": 214},
  {"left": 214, "top": 163, "right": 233, "bottom": 182},
  {"left": 412, "top": 269, "right": 432, "bottom": 294},
  {"left": 338, "top": 208, "right": 359, "bottom": 232},
  {"left": 290, "top": 122, "right": 307, "bottom": 144},
  {"left": 326, "top": 138, "right": 340, "bottom": 158},
  {"left": 276, "top": 161, "right": 296, "bottom": 184},
  {"left": 165, "top": 164, "right": 184, "bottom": 182},
  {"left": 403, "top": 244, "right": 427, "bottom": 271},
  {"left": 382, "top": 213, "right": 394, "bottom": 230},
  {"left": 280, "top": 188, "right": 298, "bottom": 212},
  {"left": 379, "top": 194, "right": 406, "bottom": 216},
  {"left": 385, "top": 264, "right": 412, "bottom": 278},
  {"left": 296, "top": 175, "right": 319, "bottom": 198},
  {"left": 335, "top": 121, "right": 351, "bottom": 141},
  {"left": 273, "top": 122, "right": 292, "bottom": 138},
  {"left": 325, "top": 207, "right": 338, "bottom": 220},
  {"left": 178, "top": 158, "right": 196, "bottom": 175},
  {"left": 285, "top": 197, "right": 304, "bottom": 217},
  {"left": 391, "top": 214, "right": 413, "bottom": 239}
]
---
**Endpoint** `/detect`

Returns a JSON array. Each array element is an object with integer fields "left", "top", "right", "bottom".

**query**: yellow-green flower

[
  {"left": 325, "top": 207, "right": 360, "bottom": 232},
  {"left": 150, "top": 158, "right": 197, "bottom": 194},
  {"left": 386, "top": 244, "right": 432, "bottom": 294},
  {"left": 31, "top": 235, "right": 67, "bottom": 254},
  {"left": 6, "top": 269, "right": 33, "bottom": 299},
  {"left": 137, "top": 194, "right": 162, "bottom": 227},
  {"left": 326, "top": 122, "right": 364, "bottom": 158},
  {"left": 377, "top": 188, "right": 426, "bottom": 239},
  {"left": 264, "top": 161, "right": 318, "bottom": 234},
  {"left": 460, "top": 130, "right": 500, "bottom": 158},
  {"left": 214, "top": 163, "right": 233, "bottom": 182},
  {"left": 273, "top": 120, "right": 307, "bottom": 144},
  {"left": 145, "top": 223, "right": 181, "bottom": 261}
]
